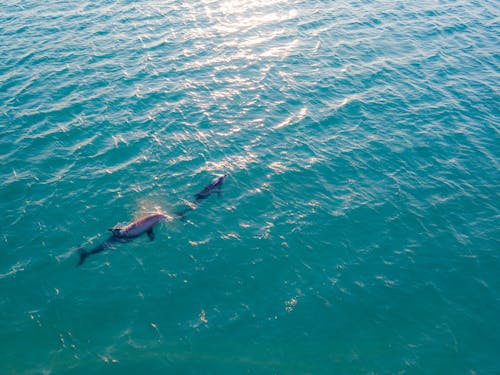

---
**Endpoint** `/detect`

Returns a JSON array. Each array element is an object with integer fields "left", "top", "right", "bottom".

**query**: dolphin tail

[{"left": 77, "top": 247, "right": 89, "bottom": 266}]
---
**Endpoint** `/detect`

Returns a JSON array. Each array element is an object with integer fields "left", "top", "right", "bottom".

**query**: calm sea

[{"left": 1, "top": 0, "right": 499, "bottom": 373}]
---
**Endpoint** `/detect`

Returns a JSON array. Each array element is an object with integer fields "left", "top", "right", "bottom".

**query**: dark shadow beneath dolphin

[{"left": 176, "top": 173, "right": 228, "bottom": 219}]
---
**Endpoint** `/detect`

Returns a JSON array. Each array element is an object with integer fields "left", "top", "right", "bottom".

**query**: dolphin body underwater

[
  {"left": 176, "top": 174, "right": 228, "bottom": 218},
  {"left": 77, "top": 213, "right": 167, "bottom": 266}
]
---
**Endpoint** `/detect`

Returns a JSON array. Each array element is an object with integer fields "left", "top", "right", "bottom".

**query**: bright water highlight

[{"left": 1, "top": 0, "right": 499, "bottom": 373}]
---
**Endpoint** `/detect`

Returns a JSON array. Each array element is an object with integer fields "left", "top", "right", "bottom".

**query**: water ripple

[{"left": 1, "top": 0, "right": 499, "bottom": 373}]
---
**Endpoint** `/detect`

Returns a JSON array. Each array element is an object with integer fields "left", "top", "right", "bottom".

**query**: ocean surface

[{"left": 1, "top": 0, "right": 499, "bottom": 373}]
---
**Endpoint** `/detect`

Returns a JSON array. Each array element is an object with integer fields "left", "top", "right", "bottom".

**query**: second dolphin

[{"left": 176, "top": 174, "right": 228, "bottom": 218}]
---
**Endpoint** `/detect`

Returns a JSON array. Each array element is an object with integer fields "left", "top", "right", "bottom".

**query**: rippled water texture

[{"left": 1, "top": 0, "right": 499, "bottom": 373}]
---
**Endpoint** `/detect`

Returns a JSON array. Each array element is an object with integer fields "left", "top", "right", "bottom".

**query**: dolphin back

[{"left": 194, "top": 174, "right": 228, "bottom": 201}]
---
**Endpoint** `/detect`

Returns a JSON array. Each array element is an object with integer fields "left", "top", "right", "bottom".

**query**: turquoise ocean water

[{"left": 1, "top": 0, "right": 499, "bottom": 373}]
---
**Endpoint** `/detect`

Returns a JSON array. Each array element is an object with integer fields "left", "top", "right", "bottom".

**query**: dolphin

[
  {"left": 77, "top": 213, "right": 167, "bottom": 265},
  {"left": 176, "top": 174, "right": 228, "bottom": 218},
  {"left": 108, "top": 213, "right": 167, "bottom": 240},
  {"left": 194, "top": 174, "right": 228, "bottom": 201}
]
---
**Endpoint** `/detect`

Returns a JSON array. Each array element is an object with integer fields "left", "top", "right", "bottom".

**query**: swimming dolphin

[
  {"left": 176, "top": 174, "right": 228, "bottom": 218},
  {"left": 194, "top": 174, "right": 228, "bottom": 201},
  {"left": 108, "top": 213, "right": 167, "bottom": 240},
  {"left": 77, "top": 213, "right": 167, "bottom": 265}
]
